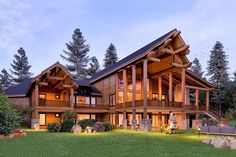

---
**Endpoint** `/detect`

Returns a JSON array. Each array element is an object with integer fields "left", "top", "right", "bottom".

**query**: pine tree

[
  {"left": 207, "top": 41, "right": 229, "bottom": 115},
  {"left": 87, "top": 56, "right": 100, "bottom": 78},
  {"left": 10, "top": 47, "right": 33, "bottom": 84},
  {"left": 61, "top": 28, "right": 90, "bottom": 80},
  {"left": 103, "top": 43, "right": 118, "bottom": 68},
  {"left": 190, "top": 58, "right": 204, "bottom": 77},
  {"left": 0, "top": 69, "right": 13, "bottom": 93}
]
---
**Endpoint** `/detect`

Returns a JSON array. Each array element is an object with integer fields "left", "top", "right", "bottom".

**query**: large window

[
  {"left": 39, "top": 94, "right": 46, "bottom": 99},
  {"left": 77, "top": 96, "right": 90, "bottom": 104},
  {"left": 118, "top": 92, "right": 123, "bottom": 103},
  {"left": 77, "top": 114, "right": 96, "bottom": 120},
  {"left": 109, "top": 94, "right": 116, "bottom": 106},
  {"left": 39, "top": 113, "right": 46, "bottom": 126}
]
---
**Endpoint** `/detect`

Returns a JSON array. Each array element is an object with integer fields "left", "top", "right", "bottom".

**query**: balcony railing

[
  {"left": 38, "top": 99, "right": 71, "bottom": 107},
  {"left": 116, "top": 99, "right": 206, "bottom": 111},
  {"left": 74, "top": 104, "right": 109, "bottom": 110}
]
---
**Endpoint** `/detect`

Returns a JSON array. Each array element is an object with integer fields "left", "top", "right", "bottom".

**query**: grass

[{"left": 0, "top": 129, "right": 236, "bottom": 157}]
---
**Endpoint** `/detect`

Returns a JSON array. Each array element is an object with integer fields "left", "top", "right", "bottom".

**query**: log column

[
  {"left": 206, "top": 90, "right": 209, "bottom": 112},
  {"left": 70, "top": 88, "right": 74, "bottom": 108},
  {"left": 159, "top": 112, "right": 162, "bottom": 130},
  {"left": 158, "top": 76, "right": 162, "bottom": 108},
  {"left": 35, "top": 83, "right": 39, "bottom": 107},
  {"left": 181, "top": 69, "right": 186, "bottom": 105},
  {"left": 196, "top": 88, "right": 199, "bottom": 111},
  {"left": 143, "top": 59, "right": 148, "bottom": 119},
  {"left": 123, "top": 69, "right": 127, "bottom": 108},
  {"left": 122, "top": 69, "right": 127, "bottom": 129},
  {"left": 131, "top": 65, "right": 137, "bottom": 130},
  {"left": 169, "top": 72, "right": 173, "bottom": 106}
]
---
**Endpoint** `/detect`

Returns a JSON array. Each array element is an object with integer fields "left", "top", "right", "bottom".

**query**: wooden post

[
  {"left": 159, "top": 112, "right": 162, "bottom": 130},
  {"left": 206, "top": 90, "right": 209, "bottom": 112},
  {"left": 70, "top": 88, "right": 74, "bottom": 108},
  {"left": 115, "top": 112, "right": 119, "bottom": 125},
  {"left": 35, "top": 83, "right": 39, "bottom": 107},
  {"left": 158, "top": 76, "right": 162, "bottom": 100},
  {"left": 123, "top": 69, "right": 127, "bottom": 108},
  {"left": 181, "top": 69, "right": 186, "bottom": 104},
  {"left": 149, "top": 79, "right": 152, "bottom": 99},
  {"left": 132, "top": 65, "right": 136, "bottom": 107},
  {"left": 143, "top": 59, "right": 148, "bottom": 119},
  {"left": 196, "top": 88, "right": 199, "bottom": 111},
  {"left": 169, "top": 72, "right": 173, "bottom": 105},
  {"left": 115, "top": 73, "right": 119, "bottom": 105}
]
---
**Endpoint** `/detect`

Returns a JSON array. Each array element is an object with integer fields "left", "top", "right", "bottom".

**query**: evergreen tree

[
  {"left": 10, "top": 47, "right": 33, "bottom": 84},
  {"left": 190, "top": 58, "right": 204, "bottom": 77},
  {"left": 87, "top": 56, "right": 100, "bottom": 78},
  {"left": 61, "top": 28, "right": 90, "bottom": 80},
  {"left": 207, "top": 41, "right": 229, "bottom": 115},
  {"left": 103, "top": 43, "right": 118, "bottom": 68},
  {"left": 0, "top": 69, "right": 13, "bottom": 92}
]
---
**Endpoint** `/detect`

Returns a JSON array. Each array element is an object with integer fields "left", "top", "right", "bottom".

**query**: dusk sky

[{"left": 0, "top": 0, "right": 236, "bottom": 78}]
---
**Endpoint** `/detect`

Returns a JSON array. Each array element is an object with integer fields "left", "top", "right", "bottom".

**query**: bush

[
  {"left": 0, "top": 94, "right": 21, "bottom": 136},
  {"left": 103, "top": 122, "right": 112, "bottom": 131},
  {"left": 78, "top": 119, "right": 97, "bottom": 129},
  {"left": 61, "top": 110, "right": 77, "bottom": 121},
  {"left": 47, "top": 122, "right": 61, "bottom": 132},
  {"left": 61, "top": 119, "right": 75, "bottom": 132}
]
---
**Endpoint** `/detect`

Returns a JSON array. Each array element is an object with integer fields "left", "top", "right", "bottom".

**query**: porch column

[
  {"left": 196, "top": 88, "right": 199, "bottom": 111},
  {"left": 115, "top": 112, "right": 119, "bottom": 125},
  {"left": 31, "top": 110, "right": 39, "bottom": 130},
  {"left": 122, "top": 69, "right": 127, "bottom": 129},
  {"left": 143, "top": 59, "right": 148, "bottom": 119},
  {"left": 181, "top": 68, "right": 186, "bottom": 104},
  {"left": 123, "top": 69, "right": 127, "bottom": 108},
  {"left": 169, "top": 72, "right": 173, "bottom": 106},
  {"left": 206, "top": 90, "right": 209, "bottom": 112},
  {"left": 131, "top": 65, "right": 137, "bottom": 130},
  {"left": 158, "top": 76, "right": 162, "bottom": 101},
  {"left": 35, "top": 83, "right": 39, "bottom": 107},
  {"left": 70, "top": 88, "right": 74, "bottom": 108},
  {"left": 122, "top": 110, "right": 127, "bottom": 129},
  {"left": 159, "top": 112, "right": 162, "bottom": 130},
  {"left": 115, "top": 73, "right": 119, "bottom": 105}
]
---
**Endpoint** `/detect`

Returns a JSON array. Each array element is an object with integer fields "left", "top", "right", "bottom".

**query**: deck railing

[
  {"left": 38, "top": 99, "right": 70, "bottom": 107},
  {"left": 74, "top": 104, "right": 109, "bottom": 110}
]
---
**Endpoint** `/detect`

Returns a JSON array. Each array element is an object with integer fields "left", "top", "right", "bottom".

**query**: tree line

[
  {"left": 0, "top": 28, "right": 118, "bottom": 92},
  {"left": 0, "top": 28, "right": 235, "bottom": 114}
]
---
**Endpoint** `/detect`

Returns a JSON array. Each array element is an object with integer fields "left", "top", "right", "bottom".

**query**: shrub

[
  {"left": 61, "top": 110, "right": 77, "bottom": 121},
  {"left": 103, "top": 122, "right": 112, "bottom": 131},
  {"left": 0, "top": 94, "right": 21, "bottom": 136},
  {"left": 78, "top": 119, "right": 97, "bottom": 129},
  {"left": 61, "top": 119, "right": 75, "bottom": 132},
  {"left": 47, "top": 122, "right": 61, "bottom": 132}
]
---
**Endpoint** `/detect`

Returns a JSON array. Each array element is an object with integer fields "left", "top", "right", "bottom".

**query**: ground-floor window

[
  {"left": 77, "top": 114, "right": 96, "bottom": 120},
  {"left": 39, "top": 113, "right": 46, "bottom": 126}
]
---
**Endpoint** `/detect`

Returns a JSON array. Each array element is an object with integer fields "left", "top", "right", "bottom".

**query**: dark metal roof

[
  {"left": 89, "top": 29, "right": 177, "bottom": 83},
  {"left": 5, "top": 78, "right": 32, "bottom": 97},
  {"left": 75, "top": 80, "right": 91, "bottom": 86}
]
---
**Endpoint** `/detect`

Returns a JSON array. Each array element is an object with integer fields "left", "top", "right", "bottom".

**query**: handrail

[{"left": 38, "top": 98, "right": 70, "bottom": 107}]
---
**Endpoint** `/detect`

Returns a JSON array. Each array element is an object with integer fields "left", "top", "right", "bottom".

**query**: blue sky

[{"left": 0, "top": 0, "right": 236, "bottom": 78}]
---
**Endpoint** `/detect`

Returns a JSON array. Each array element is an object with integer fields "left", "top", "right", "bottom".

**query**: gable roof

[
  {"left": 89, "top": 28, "right": 177, "bottom": 83},
  {"left": 5, "top": 78, "right": 32, "bottom": 97}
]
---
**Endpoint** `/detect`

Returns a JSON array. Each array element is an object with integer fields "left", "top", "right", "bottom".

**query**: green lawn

[{"left": 0, "top": 129, "right": 235, "bottom": 157}]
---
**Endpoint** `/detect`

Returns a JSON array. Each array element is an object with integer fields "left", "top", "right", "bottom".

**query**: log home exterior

[{"left": 5, "top": 29, "right": 214, "bottom": 130}]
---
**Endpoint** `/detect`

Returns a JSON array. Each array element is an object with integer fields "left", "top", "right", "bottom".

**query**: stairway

[{"left": 203, "top": 105, "right": 220, "bottom": 120}]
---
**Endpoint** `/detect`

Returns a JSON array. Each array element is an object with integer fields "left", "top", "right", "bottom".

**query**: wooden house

[{"left": 5, "top": 29, "right": 216, "bottom": 130}]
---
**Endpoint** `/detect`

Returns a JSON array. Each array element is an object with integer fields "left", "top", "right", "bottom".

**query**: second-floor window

[
  {"left": 109, "top": 94, "right": 116, "bottom": 106},
  {"left": 77, "top": 96, "right": 90, "bottom": 104}
]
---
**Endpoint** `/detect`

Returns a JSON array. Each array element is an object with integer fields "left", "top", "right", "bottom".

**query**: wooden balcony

[
  {"left": 74, "top": 104, "right": 109, "bottom": 110},
  {"left": 116, "top": 99, "right": 206, "bottom": 111},
  {"left": 38, "top": 98, "right": 71, "bottom": 107}
]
